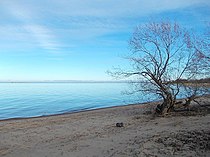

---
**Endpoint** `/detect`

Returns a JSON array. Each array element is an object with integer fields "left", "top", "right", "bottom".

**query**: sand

[{"left": 0, "top": 95, "right": 210, "bottom": 157}]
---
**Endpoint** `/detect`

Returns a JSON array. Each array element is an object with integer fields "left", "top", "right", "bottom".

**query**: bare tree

[
  {"left": 192, "top": 23, "right": 210, "bottom": 77},
  {"left": 182, "top": 23, "right": 210, "bottom": 106},
  {"left": 194, "top": 23, "right": 210, "bottom": 60},
  {"left": 109, "top": 21, "right": 209, "bottom": 114}
]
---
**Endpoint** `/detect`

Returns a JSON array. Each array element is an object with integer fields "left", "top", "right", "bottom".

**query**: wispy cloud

[
  {"left": 0, "top": 1, "right": 62, "bottom": 53},
  {"left": 23, "top": 24, "right": 61, "bottom": 52},
  {"left": 49, "top": 0, "right": 210, "bottom": 17},
  {"left": 0, "top": 0, "right": 209, "bottom": 52},
  {"left": 43, "top": 0, "right": 210, "bottom": 39}
]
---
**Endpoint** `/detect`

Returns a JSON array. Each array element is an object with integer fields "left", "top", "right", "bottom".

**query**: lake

[{"left": 0, "top": 82, "right": 155, "bottom": 120}]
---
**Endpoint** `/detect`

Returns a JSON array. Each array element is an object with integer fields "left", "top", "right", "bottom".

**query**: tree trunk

[
  {"left": 184, "top": 94, "right": 196, "bottom": 108},
  {"left": 158, "top": 93, "right": 175, "bottom": 114}
]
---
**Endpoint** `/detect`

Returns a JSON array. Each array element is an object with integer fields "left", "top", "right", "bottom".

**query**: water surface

[{"left": 0, "top": 83, "right": 152, "bottom": 120}]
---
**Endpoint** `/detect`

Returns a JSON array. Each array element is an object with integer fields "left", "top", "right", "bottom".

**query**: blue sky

[{"left": 0, "top": 0, "right": 209, "bottom": 81}]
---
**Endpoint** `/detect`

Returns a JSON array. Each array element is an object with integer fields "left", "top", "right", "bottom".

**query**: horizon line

[{"left": 0, "top": 80, "right": 133, "bottom": 83}]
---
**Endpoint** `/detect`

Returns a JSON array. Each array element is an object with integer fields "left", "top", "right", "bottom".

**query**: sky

[{"left": 0, "top": 0, "right": 209, "bottom": 81}]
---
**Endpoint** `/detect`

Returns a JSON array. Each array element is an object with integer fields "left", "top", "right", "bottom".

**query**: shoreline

[
  {"left": 0, "top": 95, "right": 210, "bottom": 157},
  {"left": 1, "top": 94, "right": 209, "bottom": 122},
  {"left": 0, "top": 96, "right": 162, "bottom": 121},
  {"left": 0, "top": 100, "right": 155, "bottom": 122}
]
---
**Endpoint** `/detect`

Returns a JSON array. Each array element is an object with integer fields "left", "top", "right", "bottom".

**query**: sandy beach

[{"left": 0, "top": 95, "right": 210, "bottom": 157}]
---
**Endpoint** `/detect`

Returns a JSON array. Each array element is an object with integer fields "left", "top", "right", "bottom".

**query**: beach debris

[{"left": 116, "top": 122, "right": 124, "bottom": 127}]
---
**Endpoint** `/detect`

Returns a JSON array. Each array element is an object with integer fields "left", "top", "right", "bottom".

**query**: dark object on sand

[{"left": 116, "top": 122, "right": 124, "bottom": 127}]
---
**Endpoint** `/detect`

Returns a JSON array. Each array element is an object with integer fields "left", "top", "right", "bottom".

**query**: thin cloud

[
  {"left": 24, "top": 24, "right": 61, "bottom": 52},
  {"left": 1, "top": 1, "right": 62, "bottom": 53},
  {"left": 50, "top": 0, "right": 209, "bottom": 17},
  {"left": 43, "top": 0, "right": 210, "bottom": 39},
  {"left": 0, "top": 0, "right": 209, "bottom": 52}
]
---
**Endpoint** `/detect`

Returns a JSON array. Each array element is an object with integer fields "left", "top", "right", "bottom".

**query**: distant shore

[{"left": 0, "top": 95, "right": 210, "bottom": 157}]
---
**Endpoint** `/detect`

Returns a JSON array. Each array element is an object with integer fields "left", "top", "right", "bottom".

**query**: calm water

[{"left": 0, "top": 83, "right": 153, "bottom": 120}]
